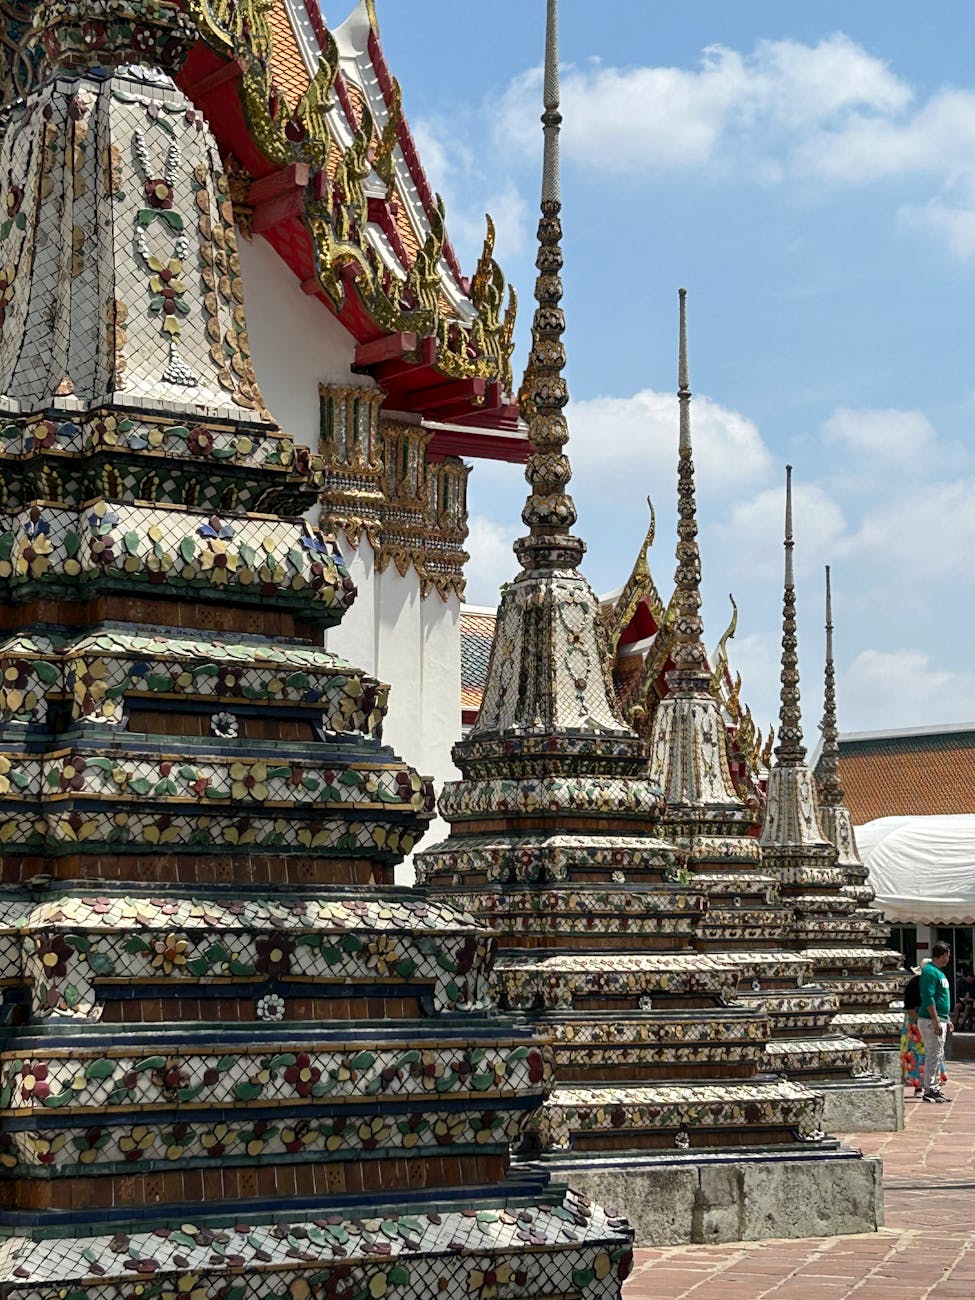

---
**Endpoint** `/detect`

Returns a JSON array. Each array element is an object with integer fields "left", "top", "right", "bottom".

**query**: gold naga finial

[
  {"left": 364, "top": 0, "right": 380, "bottom": 32},
  {"left": 374, "top": 76, "right": 402, "bottom": 199},
  {"left": 607, "top": 497, "right": 664, "bottom": 656},
  {"left": 709, "top": 593, "right": 738, "bottom": 695},
  {"left": 761, "top": 724, "right": 775, "bottom": 769}
]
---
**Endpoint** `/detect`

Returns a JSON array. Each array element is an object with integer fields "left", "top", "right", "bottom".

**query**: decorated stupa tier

[
  {"left": 0, "top": 4, "right": 636, "bottom": 1297},
  {"left": 759, "top": 472, "right": 901, "bottom": 1061},
  {"left": 641, "top": 294, "right": 878, "bottom": 1100},
  {"left": 816, "top": 568, "right": 903, "bottom": 1046},
  {"left": 420, "top": 8, "right": 826, "bottom": 1166}
]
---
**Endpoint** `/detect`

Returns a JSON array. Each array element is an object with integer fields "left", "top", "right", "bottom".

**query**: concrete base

[
  {"left": 524, "top": 1145, "right": 883, "bottom": 1247},
  {"left": 820, "top": 1077, "right": 904, "bottom": 1133},
  {"left": 871, "top": 1046, "right": 903, "bottom": 1084}
]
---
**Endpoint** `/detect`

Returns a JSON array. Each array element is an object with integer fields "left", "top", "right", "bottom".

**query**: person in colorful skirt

[
  {"left": 919, "top": 942, "right": 953, "bottom": 1102},
  {"left": 901, "top": 961, "right": 949, "bottom": 1097}
]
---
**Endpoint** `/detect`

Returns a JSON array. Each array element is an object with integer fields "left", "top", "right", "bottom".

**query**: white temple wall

[
  {"left": 237, "top": 236, "right": 373, "bottom": 450},
  {"left": 324, "top": 536, "right": 461, "bottom": 884},
  {"left": 239, "top": 236, "right": 463, "bottom": 883}
]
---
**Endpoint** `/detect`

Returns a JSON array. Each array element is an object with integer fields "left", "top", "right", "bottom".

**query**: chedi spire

[
  {"left": 667, "top": 287, "right": 712, "bottom": 689},
  {"left": 775, "top": 465, "right": 806, "bottom": 766},
  {"left": 515, "top": 0, "right": 585, "bottom": 575}
]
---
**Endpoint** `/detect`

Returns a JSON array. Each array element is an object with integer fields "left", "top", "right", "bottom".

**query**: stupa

[
  {"left": 0, "top": 3, "right": 637, "bottom": 1297},
  {"left": 817, "top": 567, "right": 903, "bottom": 1058},
  {"left": 643, "top": 296, "right": 901, "bottom": 1135},
  {"left": 759, "top": 471, "right": 902, "bottom": 1128},
  {"left": 418, "top": 0, "right": 883, "bottom": 1246}
]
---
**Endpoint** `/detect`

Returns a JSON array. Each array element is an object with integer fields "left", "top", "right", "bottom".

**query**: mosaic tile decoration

[{"left": 0, "top": 7, "right": 637, "bottom": 1297}]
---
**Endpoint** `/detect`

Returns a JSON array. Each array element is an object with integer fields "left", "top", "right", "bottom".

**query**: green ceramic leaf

[
  {"left": 85, "top": 1058, "right": 116, "bottom": 1080},
  {"left": 31, "top": 659, "right": 58, "bottom": 684},
  {"left": 179, "top": 536, "right": 195, "bottom": 562}
]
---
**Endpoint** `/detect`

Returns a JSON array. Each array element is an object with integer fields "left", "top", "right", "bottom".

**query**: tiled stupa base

[
  {"left": 0, "top": 1181, "right": 634, "bottom": 1300},
  {"left": 528, "top": 1143, "right": 884, "bottom": 1247}
]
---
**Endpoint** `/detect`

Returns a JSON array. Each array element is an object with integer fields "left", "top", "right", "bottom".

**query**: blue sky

[{"left": 352, "top": 2, "right": 975, "bottom": 741}]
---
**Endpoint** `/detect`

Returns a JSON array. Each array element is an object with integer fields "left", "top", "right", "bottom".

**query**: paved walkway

[{"left": 624, "top": 1060, "right": 975, "bottom": 1298}]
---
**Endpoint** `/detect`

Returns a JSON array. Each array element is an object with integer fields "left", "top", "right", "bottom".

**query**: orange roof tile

[{"left": 819, "top": 730, "right": 975, "bottom": 825}]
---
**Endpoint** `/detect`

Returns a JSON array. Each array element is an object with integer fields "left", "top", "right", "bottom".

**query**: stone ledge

[
  {"left": 819, "top": 1077, "right": 904, "bottom": 1133},
  {"left": 527, "top": 1145, "right": 883, "bottom": 1246}
]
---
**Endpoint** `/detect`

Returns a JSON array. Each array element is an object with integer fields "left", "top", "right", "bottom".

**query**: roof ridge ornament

[
  {"left": 513, "top": 0, "right": 586, "bottom": 575},
  {"left": 774, "top": 465, "right": 806, "bottom": 766},
  {"left": 668, "top": 287, "right": 711, "bottom": 691}
]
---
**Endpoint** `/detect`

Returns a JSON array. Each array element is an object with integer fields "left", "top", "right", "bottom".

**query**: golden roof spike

[
  {"left": 774, "top": 465, "right": 805, "bottom": 766},
  {"left": 364, "top": 0, "right": 380, "bottom": 32},
  {"left": 514, "top": 0, "right": 586, "bottom": 574},
  {"left": 818, "top": 564, "right": 845, "bottom": 803},
  {"left": 668, "top": 287, "right": 710, "bottom": 688}
]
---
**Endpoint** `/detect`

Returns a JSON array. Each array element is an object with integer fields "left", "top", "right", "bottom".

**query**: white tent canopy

[{"left": 856, "top": 814, "right": 975, "bottom": 925}]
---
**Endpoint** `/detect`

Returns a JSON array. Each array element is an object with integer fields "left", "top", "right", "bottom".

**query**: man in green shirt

[{"left": 919, "top": 941, "right": 953, "bottom": 1102}]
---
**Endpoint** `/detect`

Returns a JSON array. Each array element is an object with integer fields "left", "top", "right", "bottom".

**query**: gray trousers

[{"left": 919, "top": 1016, "right": 947, "bottom": 1093}]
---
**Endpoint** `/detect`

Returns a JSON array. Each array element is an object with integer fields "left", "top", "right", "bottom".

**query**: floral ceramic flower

[
  {"left": 27, "top": 420, "right": 56, "bottom": 451},
  {"left": 59, "top": 756, "right": 86, "bottom": 792},
  {"left": 200, "top": 538, "right": 239, "bottom": 586},
  {"left": 413, "top": 1051, "right": 444, "bottom": 1091},
  {"left": 188, "top": 426, "right": 214, "bottom": 457},
  {"left": 119, "top": 1123, "right": 157, "bottom": 1164},
  {"left": 256, "top": 992, "right": 285, "bottom": 1022},
  {"left": 254, "top": 934, "right": 293, "bottom": 977},
  {"left": 150, "top": 932, "right": 190, "bottom": 975},
  {"left": 283, "top": 1052, "right": 321, "bottom": 1098},
  {"left": 20, "top": 1062, "right": 50, "bottom": 1103},
  {"left": 36, "top": 934, "right": 72, "bottom": 979},
  {"left": 33, "top": 1132, "right": 67, "bottom": 1166},
  {"left": 200, "top": 1122, "right": 232, "bottom": 1159},
  {"left": 229, "top": 761, "right": 268, "bottom": 801},
  {"left": 0, "top": 754, "right": 11, "bottom": 795},
  {"left": 15, "top": 527, "right": 53, "bottom": 579},
  {"left": 150, "top": 1057, "right": 188, "bottom": 1101},
  {"left": 468, "top": 1261, "right": 512, "bottom": 1298},
  {"left": 143, "top": 177, "right": 173, "bottom": 208},
  {"left": 362, "top": 934, "right": 400, "bottom": 976},
  {"left": 210, "top": 711, "right": 238, "bottom": 738}
]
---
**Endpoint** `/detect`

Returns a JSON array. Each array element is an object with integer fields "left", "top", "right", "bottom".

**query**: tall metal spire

[
  {"left": 819, "top": 565, "right": 845, "bottom": 803},
  {"left": 669, "top": 287, "right": 710, "bottom": 689},
  {"left": 775, "top": 465, "right": 805, "bottom": 765},
  {"left": 514, "top": 0, "right": 586, "bottom": 575}
]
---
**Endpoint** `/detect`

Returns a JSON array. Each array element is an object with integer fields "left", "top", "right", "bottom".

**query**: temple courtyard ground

[{"left": 624, "top": 1057, "right": 975, "bottom": 1298}]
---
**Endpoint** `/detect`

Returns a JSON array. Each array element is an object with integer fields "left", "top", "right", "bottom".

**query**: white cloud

[
  {"left": 848, "top": 478, "right": 975, "bottom": 578},
  {"left": 841, "top": 649, "right": 975, "bottom": 730},
  {"left": 495, "top": 35, "right": 910, "bottom": 176},
  {"left": 464, "top": 513, "right": 520, "bottom": 607},
  {"left": 490, "top": 34, "right": 975, "bottom": 259},
  {"left": 715, "top": 480, "right": 847, "bottom": 580},
  {"left": 822, "top": 406, "right": 935, "bottom": 463},
  {"left": 412, "top": 117, "right": 529, "bottom": 269},
  {"left": 567, "top": 387, "right": 773, "bottom": 503}
]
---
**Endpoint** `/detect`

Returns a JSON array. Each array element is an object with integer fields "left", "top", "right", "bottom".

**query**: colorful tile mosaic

[{"left": 0, "top": 3, "right": 634, "bottom": 1297}]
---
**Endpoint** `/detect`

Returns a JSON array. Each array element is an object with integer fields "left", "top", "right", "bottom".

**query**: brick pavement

[{"left": 624, "top": 1060, "right": 975, "bottom": 1298}]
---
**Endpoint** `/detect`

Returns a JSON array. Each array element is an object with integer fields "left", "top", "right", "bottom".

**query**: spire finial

[
  {"left": 669, "top": 288, "right": 710, "bottom": 687},
  {"left": 513, "top": 0, "right": 585, "bottom": 574},
  {"left": 775, "top": 464, "right": 805, "bottom": 764},
  {"left": 819, "top": 563, "right": 845, "bottom": 802}
]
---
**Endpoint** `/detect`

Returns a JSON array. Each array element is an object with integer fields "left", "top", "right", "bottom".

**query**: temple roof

[
  {"left": 814, "top": 725, "right": 975, "bottom": 825},
  {"left": 179, "top": 0, "right": 524, "bottom": 441}
]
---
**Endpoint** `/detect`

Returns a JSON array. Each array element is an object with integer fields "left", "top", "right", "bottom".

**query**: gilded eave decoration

[{"left": 189, "top": 0, "right": 517, "bottom": 391}]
